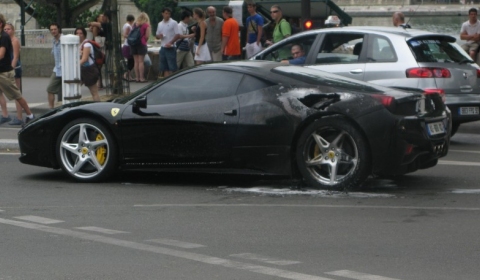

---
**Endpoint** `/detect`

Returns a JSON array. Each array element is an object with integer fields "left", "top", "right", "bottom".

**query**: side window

[
  {"left": 369, "top": 36, "right": 397, "bottom": 62},
  {"left": 147, "top": 70, "right": 243, "bottom": 105},
  {"left": 260, "top": 35, "right": 317, "bottom": 62},
  {"left": 316, "top": 33, "right": 364, "bottom": 64},
  {"left": 236, "top": 74, "right": 276, "bottom": 95}
]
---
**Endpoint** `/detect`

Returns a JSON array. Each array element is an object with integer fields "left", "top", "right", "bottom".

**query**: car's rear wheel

[
  {"left": 296, "top": 116, "right": 371, "bottom": 190},
  {"left": 56, "top": 118, "right": 117, "bottom": 182}
]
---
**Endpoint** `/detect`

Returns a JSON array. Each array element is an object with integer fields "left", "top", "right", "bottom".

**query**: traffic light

[{"left": 303, "top": 19, "right": 313, "bottom": 30}]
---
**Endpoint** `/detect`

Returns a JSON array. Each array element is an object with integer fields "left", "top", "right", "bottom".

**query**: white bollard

[{"left": 61, "top": 34, "right": 81, "bottom": 104}]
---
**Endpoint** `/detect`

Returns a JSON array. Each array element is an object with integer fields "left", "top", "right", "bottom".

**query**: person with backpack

[
  {"left": 245, "top": 2, "right": 264, "bottom": 59},
  {"left": 130, "top": 12, "right": 151, "bottom": 83},
  {"left": 265, "top": 5, "right": 291, "bottom": 59},
  {"left": 75, "top": 27, "right": 100, "bottom": 102}
]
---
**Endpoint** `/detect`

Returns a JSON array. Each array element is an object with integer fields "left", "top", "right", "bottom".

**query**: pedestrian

[
  {"left": 131, "top": 12, "right": 151, "bottom": 83},
  {"left": 156, "top": 7, "right": 181, "bottom": 77},
  {"left": 193, "top": 8, "right": 211, "bottom": 64},
  {"left": 176, "top": 11, "right": 195, "bottom": 70},
  {"left": 0, "top": 22, "right": 23, "bottom": 125},
  {"left": 245, "top": 2, "right": 264, "bottom": 59},
  {"left": 0, "top": 14, "right": 34, "bottom": 125},
  {"left": 46, "top": 23, "right": 62, "bottom": 109},
  {"left": 460, "top": 8, "right": 480, "bottom": 60},
  {"left": 264, "top": 5, "right": 291, "bottom": 59},
  {"left": 88, "top": 11, "right": 113, "bottom": 89},
  {"left": 221, "top": 6, "right": 241, "bottom": 61},
  {"left": 392, "top": 12, "right": 411, "bottom": 28},
  {"left": 206, "top": 6, "right": 224, "bottom": 62},
  {"left": 75, "top": 27, "right": 100, "bottom": 102},
  {"left": 122, "top": 14, "right": 135, "bottom": 81}
]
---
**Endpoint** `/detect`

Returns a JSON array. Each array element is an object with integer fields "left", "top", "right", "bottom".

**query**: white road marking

[
  {"left": 75, "top": 226, "right": 129, "bottom": 234},
  {"left": 326, "top": 270, "right": 401, "bottom": 280},
  {"left": 0, "top": 209, "right": 4, "bottom": 212},
  {"left": 134, "top": 204, "right": 480, "bottom": 211},
  {"left": 438, "top": 160, "right": 480, "bottom": 167},
  {"left": 146, "top": 238, "right": 206, "bottom": 248},
  {"left": 14, "top": 215, "right": 64, "bottom": 224},
  {"left": 0, "top": 217, "right": 334, "bottom": 280},
  {"left": 230, "top": 253, "right": 300, "bottom": 265},
  {"left": 449, "top": 149, "right": 480, "bottom": 154},
  {"left": 0, "top": 153, "right": 20, "bottom": 155}
]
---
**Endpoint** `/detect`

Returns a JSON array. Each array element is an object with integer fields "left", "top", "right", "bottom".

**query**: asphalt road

[{"left": 0, "top": 123, "right": 479, "bottom": 279}]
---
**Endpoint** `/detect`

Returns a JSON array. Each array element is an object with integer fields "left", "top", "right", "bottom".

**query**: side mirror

[{"left": 132, "top": 96, "right": 147, "bottom": 114}]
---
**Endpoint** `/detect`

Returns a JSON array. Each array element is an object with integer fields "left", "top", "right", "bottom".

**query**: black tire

[
  {"left": 450, "top": 123, "right": 460, "bottom": 137},
  {"left": 56, "top": 118, "right": 117, "bottom": 182},
  {"left": 296, "top": 116, "right": 371, "bottom": 190}
]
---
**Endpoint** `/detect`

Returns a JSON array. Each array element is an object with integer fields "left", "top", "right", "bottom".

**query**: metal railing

[{"left": 15, "top": 28, "right": 76, "bottom": 48}]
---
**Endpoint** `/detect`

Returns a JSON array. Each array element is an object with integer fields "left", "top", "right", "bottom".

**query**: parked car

[
  {"left": 18, "top": 61, "right": 449, "bottom": 189},
  {"left": 252, "top": 26, "right": 480, "bottom": 135}
]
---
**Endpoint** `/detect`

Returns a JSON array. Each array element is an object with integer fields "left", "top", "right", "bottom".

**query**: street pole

[{"left": 301, "top": 0, "right": 310, "bottom": 30}]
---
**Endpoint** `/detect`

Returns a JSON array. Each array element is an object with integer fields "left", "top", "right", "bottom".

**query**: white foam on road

[
  {"left": 450, "top": 189, "right": 480, "bottom": 194},
  {"left": 221, "top": 187, "right": 395, "bottom": 198}
]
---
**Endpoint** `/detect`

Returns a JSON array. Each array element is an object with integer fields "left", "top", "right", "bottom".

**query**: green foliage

[
  {"left": 132, "top": 0, "right": 180, "bottom": 34},
  {"left": 32, "top": 0, "right": 101, "bottom": 28}
]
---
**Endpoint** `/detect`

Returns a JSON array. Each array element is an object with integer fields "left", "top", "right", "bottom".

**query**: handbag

[{"left": 176, "top": 39, "right": 190, "bottom": 52}]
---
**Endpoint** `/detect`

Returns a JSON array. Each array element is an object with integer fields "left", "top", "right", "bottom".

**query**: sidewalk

[{"left": 0, "top": 76, "right": 150, "bottom": 150}]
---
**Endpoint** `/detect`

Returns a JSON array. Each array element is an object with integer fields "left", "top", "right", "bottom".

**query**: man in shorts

[
  {"left": 460, "top": 8, "right": 480, "bottom": 60},
  {"left": 0, "top": 14, "right": 35, "bottom": 124},
  {"left": 47, "top": 23, "right": 62, "bottom": 108},
  {"left": 156, "top": 7, "right": 180, "bottom": 77}
]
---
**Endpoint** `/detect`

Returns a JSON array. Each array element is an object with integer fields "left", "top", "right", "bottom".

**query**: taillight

[
  {"left": 406, "top": 67, "right": 451, "bottom": 78},
  {"left": 371, "top": 94, "right": 396, "bottom": 112},
  {"left": 424, "top": 88, "right": 446, "bottom": 103},
  {"left": 477, "top": 69, "right": 480, "bottom": 78}
]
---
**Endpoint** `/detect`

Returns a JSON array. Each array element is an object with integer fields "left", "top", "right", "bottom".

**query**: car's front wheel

[
  {"left": 296, "top": 116, "right": 371, "bottom": 190},
  {"left": 56, "top": 118, "right": 117, "bottom": 182}
]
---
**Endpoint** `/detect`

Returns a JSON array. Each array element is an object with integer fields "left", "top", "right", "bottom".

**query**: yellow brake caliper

[{"left": 95, "top": 134, "right": 107, "bottom": 165}]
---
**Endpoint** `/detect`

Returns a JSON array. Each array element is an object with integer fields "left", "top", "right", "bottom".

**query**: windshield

[{"left": 408, "top": 38, "right": 471, "bottom": 63}]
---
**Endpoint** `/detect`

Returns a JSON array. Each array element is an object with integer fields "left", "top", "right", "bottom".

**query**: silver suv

[{"left": 252, "top": 26, "right": 480, "bottom": 135}]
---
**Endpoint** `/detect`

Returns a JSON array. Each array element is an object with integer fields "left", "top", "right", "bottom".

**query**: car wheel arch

[{"left": 290, "top": 113, "right": 373, "bottom": 184}]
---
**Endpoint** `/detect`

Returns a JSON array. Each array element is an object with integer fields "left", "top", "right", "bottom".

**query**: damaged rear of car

[{"left": 269, "top": 66, "right": 450, "bottom": 188}]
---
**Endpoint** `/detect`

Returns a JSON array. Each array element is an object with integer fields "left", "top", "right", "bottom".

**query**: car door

[
  {"left": 306, "top": 32, "right": 367, "bottom": 81},
  {"left": 120, "top": 70, "right": 241, "bottom": 166},
  {"left": 362, "top": 34, "right": 406, "bottom": 86}
]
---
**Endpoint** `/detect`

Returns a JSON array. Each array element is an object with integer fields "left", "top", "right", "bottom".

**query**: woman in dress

[
  {"left": 131, "top": 12, "right": 151, "bottom": 83},
  {"left": 75, "top": 27, "right": 100, "bottom": 102},
  {"left": 193, "top": 8, "right": 211, "bottom": 64}
]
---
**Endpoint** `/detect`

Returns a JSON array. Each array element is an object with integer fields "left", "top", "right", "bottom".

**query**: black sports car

[{"left": 18, "top": 61, "right": 450, "bottom": 189}]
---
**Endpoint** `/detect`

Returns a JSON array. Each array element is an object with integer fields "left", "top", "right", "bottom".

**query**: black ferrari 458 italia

[{"left": 18, "top": 61, "right": 450, "bottom": 189}]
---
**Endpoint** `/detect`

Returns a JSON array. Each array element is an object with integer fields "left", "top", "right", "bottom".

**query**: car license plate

[
  {"left": 427, "top": 122, "right": 445, "bottom": 136},
  {"left": 459, "top": 107, "right": 479, "bottom": 115}
]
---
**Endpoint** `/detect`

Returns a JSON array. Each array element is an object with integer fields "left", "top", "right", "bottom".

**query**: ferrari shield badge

[{"left": 111, "top": 108, "right": 120, "bottom": 117}]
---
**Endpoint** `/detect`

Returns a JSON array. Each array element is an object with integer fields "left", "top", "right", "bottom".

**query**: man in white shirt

[
  {"left": 460, "top": 8, "right": 480, "bottom": 60},
  {"left": 156, "top": 7, "right": 181, "bottom": 77},
  {"left": 176, "top": 11, "right": 195, "bottom": 70}
]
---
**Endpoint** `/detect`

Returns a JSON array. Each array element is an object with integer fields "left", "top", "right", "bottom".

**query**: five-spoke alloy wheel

[
  {"left": 56, "top": 118, "right": 117, "bottom": 182},
  {"left": 296, "top": 116, "right": 371, "bottom": 190}
]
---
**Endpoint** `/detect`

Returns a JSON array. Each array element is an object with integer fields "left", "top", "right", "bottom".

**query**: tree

[{"left": 13, "top": 0, "right": 102, "bottom": 28}]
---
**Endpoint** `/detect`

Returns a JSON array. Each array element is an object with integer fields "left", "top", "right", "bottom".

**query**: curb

[{"left": 0, "top": 139, "right": 19, "bottom": 150}]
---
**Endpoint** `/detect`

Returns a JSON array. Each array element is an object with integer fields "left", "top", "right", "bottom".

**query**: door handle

[
  {"left": 349, "top": 69, "right": 364, "bottom": 74},
  {"left": 224, "top": 109, "right": 237, "bottom": 116}
]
